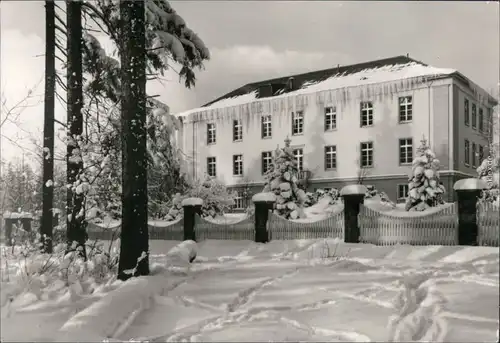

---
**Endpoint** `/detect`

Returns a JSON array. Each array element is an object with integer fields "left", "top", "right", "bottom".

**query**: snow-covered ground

[{"left": 1, "top": 239, "right": 499, "bottom": 342}]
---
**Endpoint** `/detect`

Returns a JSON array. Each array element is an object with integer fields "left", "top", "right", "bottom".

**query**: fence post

[
  {"left": 252, "top": 192, "right": 276, "bottom": 243},
  {"left": 4, "top": 214, "right": 14, "bottom": 246},
  {"left": 340, "top": 185, "right": 368, "bottom": 243},
  {"left": 453, "top": 178, "right": 487, "bottom": 246},
  {"left": 182, "top": 197, "right": 203, "bottom": 242}
]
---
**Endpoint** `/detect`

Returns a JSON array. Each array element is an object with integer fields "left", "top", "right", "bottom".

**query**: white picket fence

[
  {"left": 267, "top": 206, "right": 345, "bottom": 240},
  {"left": 358, "top": 203, "right": 459, "bottom": 246}
]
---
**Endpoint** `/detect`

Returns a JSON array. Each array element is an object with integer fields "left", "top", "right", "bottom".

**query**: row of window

[
  {"left": 232, "top": 183, "right": 412, "bottom": 210},
  {"left": 206, "top": 138, "right": 415, "bottom": 177},
  {"left": 464, "top": 98, "right": 492, "bottom": 134},
  {"left": 206, "top": 97, "right": 414, "bottom": 144},
  {"left": 464, "top": 139, "right": 485, "bottom": 168}
]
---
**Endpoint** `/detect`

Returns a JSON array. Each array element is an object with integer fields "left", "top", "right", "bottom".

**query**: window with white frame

[
  {"left": 293, "top": 148, "right": 304, "bottom": 171},
  {"left": 207, "top": 123, "right": 216, "bottom": 144},
  {"left": 399, "top": 138, "right": 413, "bottom": 165},
  {"left": 398, "top": 96, "right": 413, "bottom": 123},
  {"left": 479, "top": 108, "right": 484, "bottom": 132},
  {"left": 262, "top": 151, "right": 272, "bottom": 175},
  {"left": 324, "top": 107, "right": 337, "bottom": 131},
  {"left": 233, "top": 191, "right": 244, "bottom": 209},
  {"left": 464, "top": 99, "right": 470, "bottom": 126},
  {"left": 464, "top": 139, "right": 470, "bottom": 165},
  {"left": 261, "top": 115, "right": 272, "bottom": 138},
  {"left": 360, "top": 102, "right": 373, "bottom": 127},
  {"left": 360, "top": 141, "right": 374, "bottom": 167},
  {"left": 472, "top": 142, "right": 477, "bottom": 168},
  {"left": 479, "top": 144, "right": 484, "bottom": 162},
  {"left": 472, "top": 103, "right": 477, "bottom": 130},
  {"left": 206, "top": 157, "right": 216, "bottom": 177},
  {"left": 291, "top": 111, "right": 304, "bottom": 135},
  {"left": 397, "top": 184, "right": 409, "bottom": 200},
  {"left": 324, "top": 145, "right": 337, "bottom": 170},
  {"left": 487, "top": 111, "right": 493, "bottom": 141},
  {"left": 233, "top": 119, "right": 243, "bottom": 141},
  {"left": 233, "top": 154, "right": 243, "bottom": 176}
]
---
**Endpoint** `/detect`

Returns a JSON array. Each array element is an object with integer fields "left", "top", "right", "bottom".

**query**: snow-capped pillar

[
  {"left": 453, "top": 179, "right": 487, "bottom": 246},
  {"left": 19, "top": 213, "right": 34, "bottom": 243},
  {"left": 181, "top": 198, "right": 203, "bottom": 242},
  {"left": 340, "top": 185, "right": 368, "bottom": 243},
  {"left": 3, "top": 213, "right": 14, "bottom": 246},
  {"left": 252, "top": 192, "right": 276, "bottom": 243},
  {"left": 20, "top": 213, "right": 33, "bottom": 233}
]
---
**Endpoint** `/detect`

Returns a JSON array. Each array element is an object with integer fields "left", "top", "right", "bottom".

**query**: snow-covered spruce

[
  {"left": 262, "top": 137, "right": 308, "bottom": 219},
  {"left": 406, "top": 138, "right": 446, "bottom": 211},
  {"left": 163, "top": 178, "right": 236, "bottom": 221}
]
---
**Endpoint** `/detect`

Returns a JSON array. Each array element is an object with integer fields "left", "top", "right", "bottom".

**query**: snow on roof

[{"left": 175, "top": 62, "right": 455, "bottom": 118}]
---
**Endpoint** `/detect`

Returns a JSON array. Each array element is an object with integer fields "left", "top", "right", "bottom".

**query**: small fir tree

[
  {"left": 406, "top": 137, "right": 446, "bottom": 211},
  {"left": 262, "top": 137, "right": 308, "bottom": 219}
]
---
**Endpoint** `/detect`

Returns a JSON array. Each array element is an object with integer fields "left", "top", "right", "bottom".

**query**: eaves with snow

[{"left": 175, "top": 55, "right": 498, "bottom": 123}]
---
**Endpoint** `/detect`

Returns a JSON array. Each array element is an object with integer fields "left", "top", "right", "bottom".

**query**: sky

[{"left": 1, "top": 1, "right": 499, "bottom": 170}]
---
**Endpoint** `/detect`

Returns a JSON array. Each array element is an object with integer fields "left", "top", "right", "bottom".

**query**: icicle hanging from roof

[
  {"left": 342, "top": 88, "right": 348, "bottom": 106},
  {"left": 317, "top": 91, "right": 323, "bottom": 105},
  {"left": 272, "top": 99, "right": 278, "bottom": 115},
  {"left": 278, "top": 100, "right": 283, "bottom": 127}
]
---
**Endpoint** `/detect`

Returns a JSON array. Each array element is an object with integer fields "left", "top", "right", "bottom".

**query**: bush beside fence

[{"left": 359, "top": 203, "right": 459, "bottom": 246}]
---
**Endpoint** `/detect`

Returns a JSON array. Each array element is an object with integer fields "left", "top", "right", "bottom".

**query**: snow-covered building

[{"left": 175, "top": 55, "right": 498, "bottom": 203}]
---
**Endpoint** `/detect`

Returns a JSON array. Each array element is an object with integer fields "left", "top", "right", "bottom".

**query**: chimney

[{"left": 257, "top": 84, "right": 273, "bottom": 98}]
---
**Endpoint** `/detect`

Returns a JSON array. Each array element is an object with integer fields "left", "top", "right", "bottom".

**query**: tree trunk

[
  {"left": 41, "top": 0, "right": 56, "bottom": 253},
  {"left": 66, "top": 0, "right": 86, "bottom": 259},
  {"left": 118, "top": 0, "right": 149, "bottom": 280}
]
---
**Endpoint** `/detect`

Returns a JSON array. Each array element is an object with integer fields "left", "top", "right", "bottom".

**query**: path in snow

[{"left": 117, "top": 242, "right": 499, "bottom": 343}]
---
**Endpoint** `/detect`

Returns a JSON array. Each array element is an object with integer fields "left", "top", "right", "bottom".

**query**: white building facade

[{"left": 175, "top": 56, "right": 497, "bottom": 204}]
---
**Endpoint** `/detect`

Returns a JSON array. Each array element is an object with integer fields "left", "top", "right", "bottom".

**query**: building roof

[
  {"left": 203, "top": 55, "right": 425, "bottom": 107},
  {"left": 175, "top": 55, "right": 497, "bottom": 118}
]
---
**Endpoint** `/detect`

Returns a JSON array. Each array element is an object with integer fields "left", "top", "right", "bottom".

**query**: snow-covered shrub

[
  {"left": 165, "top": 240, "right": 197, "bottom": 266},
  {"left": 262, "top": 137, "right": 308, "bottom": 219},
  {"left": 164, "top": 177, "right": 236, "bottom": 221},
  {"left": 364, "top": 185, "right": 396, "bottom": 208},
  {"left": 477, "top": 154, "right": 500, "bottom": 204},
  {"left": 1, "top": 234, "right": 121, "bottom": 305},
  {"left": 304, "top": 188, "right": 340, "bottom": 207},
  {"left": 406, "top": 138, "right": 446, "bottom": 211}
]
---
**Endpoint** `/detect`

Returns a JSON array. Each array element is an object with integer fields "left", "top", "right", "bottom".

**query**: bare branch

[{"left": 1, "top": 79, "right": 43, "bottom": 129}]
